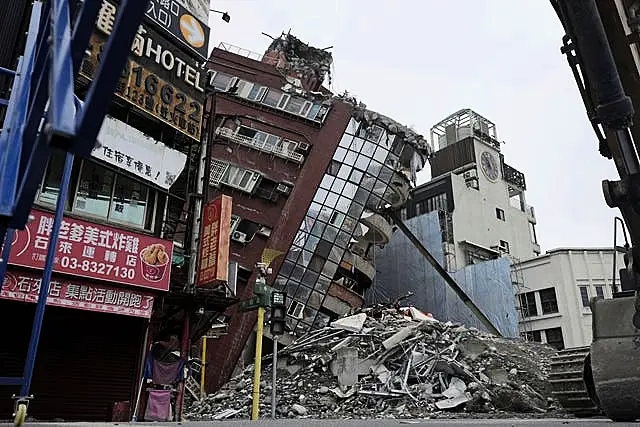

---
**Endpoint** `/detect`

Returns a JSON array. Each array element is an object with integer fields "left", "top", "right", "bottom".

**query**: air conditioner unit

[
  {"left": 463, "top": 169, "right": 477, "bottom": 179},
  {"left": 257, "top": 226, "right": 272, "bottom": 237},
  {"left": 231, "top": 231, "right": 248, "bottom": 243},
  {"left": 297, "top": 142, "right": 311, "bottom": 152},
  {"left": 276, "top": 183, "right": 292, "bottom": 194}
]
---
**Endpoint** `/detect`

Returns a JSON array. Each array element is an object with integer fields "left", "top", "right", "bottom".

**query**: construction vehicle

[{"left": 543, "top": 0, "right": 640, "bottom": 421}]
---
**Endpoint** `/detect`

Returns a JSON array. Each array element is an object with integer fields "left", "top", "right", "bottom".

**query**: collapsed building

[
  {"left": 187, "top": 309, "right": 560, "bottom": 420},
  {"left": 202, "top": 32, "right": 430, "bottom": 391}
]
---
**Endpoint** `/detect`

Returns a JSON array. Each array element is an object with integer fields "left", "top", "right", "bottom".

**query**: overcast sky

[{"left": 205, "top": 0, "right": 622, "bottom": 252}]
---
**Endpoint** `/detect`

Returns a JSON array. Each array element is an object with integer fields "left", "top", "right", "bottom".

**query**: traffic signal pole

[
  {"left": 251, "top": 306, "right": 265, "bottom": 420},
  {"left": 238, "top": 260, "right": 285, "bottom": 421},
  {"left": 271, "top": 335, "right": 278, "bottom": 419}
]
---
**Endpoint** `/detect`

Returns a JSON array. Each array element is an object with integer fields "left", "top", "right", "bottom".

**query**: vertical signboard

[
  {"left": 196, "top": 195, "right": 232, "bottom": 287},
  {"left": 145, "top": 0, "right": 210, "bottom": 58}
]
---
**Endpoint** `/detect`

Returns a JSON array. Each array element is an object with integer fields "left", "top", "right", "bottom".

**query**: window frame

[
  {"left": 519, "top": 291, "right": 537, "bottom": 317},
  {"left": 539, "top": 287, "right": 559, "bottom": 314},
  {"left": 40, "top": 158, "right": 158, "bottom": 231},
  {"left": 496, "top": 207, "right": 505, "bottom": 221},
  {"left": 579, "top": 286, "right": 590, "bottom": 308}
]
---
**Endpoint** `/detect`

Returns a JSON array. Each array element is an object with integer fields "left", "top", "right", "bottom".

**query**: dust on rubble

[{"left": 185, "top": 308, "right": 565, "bottom": 420}]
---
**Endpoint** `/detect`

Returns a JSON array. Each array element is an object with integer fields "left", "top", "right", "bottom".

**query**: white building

[
  {"left": 400, "top": 109, "right": 540, "bottom": 271},
  {"left": 514, "top": 248, "right": 624, "bottom": 349}
]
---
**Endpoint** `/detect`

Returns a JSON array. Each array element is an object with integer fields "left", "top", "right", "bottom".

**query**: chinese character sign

[
  {"left": 7, "top": 210, "right": 174, "bottom": 292},
  {"left": 94, "top": 116, "right": 187, "bottom": 189},
  {"left": 196, "top": 196, "right": 232, "bottom": 287},
  {"left": 0, "top": 271, "right": 154, "bottom": 318}
]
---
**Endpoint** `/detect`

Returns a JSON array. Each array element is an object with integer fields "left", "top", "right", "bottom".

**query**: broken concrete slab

[
  {"left": 435, "top": 393, "right": 472, "bottom": 409},
  {"left": 330, "top": 313, "right": 367, "bottom": 333},
  {"left": 331, "top": 347, "right": 359, "bottom": 388}
]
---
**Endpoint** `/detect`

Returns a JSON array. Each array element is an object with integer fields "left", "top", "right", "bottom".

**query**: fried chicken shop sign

[{"left": 6, "top": 210, "right": 174, "bottom": 292}]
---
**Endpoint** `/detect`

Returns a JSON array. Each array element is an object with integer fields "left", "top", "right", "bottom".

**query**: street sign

[{"left": 238, "top": 296, "right": 261, "bottom": 312}]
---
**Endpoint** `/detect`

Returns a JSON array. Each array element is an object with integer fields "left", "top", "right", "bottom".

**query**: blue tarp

[{"left": 368, "top": 211, "right": 518, "bottom": 337}]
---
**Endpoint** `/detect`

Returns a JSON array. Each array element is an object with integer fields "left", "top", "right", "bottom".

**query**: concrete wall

[
  {"left": 449, "top": 139, "right": 539, "bottom": 266},
  {"left": 517, "top": 248, "right": 625, "bottom": 348},
  {"left": 370, "top": 211, "right": 518, "bottom": 337}
]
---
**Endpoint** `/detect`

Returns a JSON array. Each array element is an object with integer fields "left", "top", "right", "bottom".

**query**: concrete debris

[
  {"left": 330, "top": 313, "right": 367, "bottom": 333},
  {"left": 351, "top": 105, "right": 432, "bottom": 158},
  {"left": 262, "top": 32, "right": 333, "bottom": 91},
  {"left": 185, "top": 309, "right": 560, "bottom": 420}
]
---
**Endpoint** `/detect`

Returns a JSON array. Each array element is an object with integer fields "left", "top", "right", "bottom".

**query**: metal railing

[
  {"left": 217, "top": 42, "right": 264, "bottom": 62},
  {"left": 216, "top": 127, "right": 304, "bottom": 163}
]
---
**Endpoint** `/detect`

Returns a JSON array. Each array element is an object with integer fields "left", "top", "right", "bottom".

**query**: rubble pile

[{"left": 186, "top": 309, "right": 560, "bottom": 420}]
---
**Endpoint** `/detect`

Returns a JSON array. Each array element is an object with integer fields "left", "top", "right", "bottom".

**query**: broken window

[
  {"left": 287, "top": 300, "right": 305, "bottom": 319},
  {"left": 539, "top": 288, "right": 559, "bottom": 314},
  {"left": 519, "top": 292, "right": 537, "bottom": 317},
  {"left": 545, "top": 327, "right": 565, "bottom": 350},
  {"left": 522, "top": 330, "right": 542, "bottom": 342}
]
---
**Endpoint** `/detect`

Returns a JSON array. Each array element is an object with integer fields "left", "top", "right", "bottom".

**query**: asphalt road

[{"left": 8, "top": 418, "right": 640, "bottom": 426}]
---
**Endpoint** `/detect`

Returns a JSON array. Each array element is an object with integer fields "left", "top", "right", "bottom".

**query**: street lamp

[{"left": 210, "top": 9, "right": 231, "bottom": 23}]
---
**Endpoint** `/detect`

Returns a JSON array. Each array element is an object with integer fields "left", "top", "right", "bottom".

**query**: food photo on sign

[{"left": 6, "top": 210, "right": 174, "bottom": 292}]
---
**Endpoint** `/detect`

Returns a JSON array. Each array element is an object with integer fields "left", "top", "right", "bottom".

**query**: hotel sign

[{"left": 82, "top": 1, "right": 205, "bottom": 141}]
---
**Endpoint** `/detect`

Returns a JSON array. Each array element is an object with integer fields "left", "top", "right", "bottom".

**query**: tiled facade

[{"left": 275, "top": 112, "right": 429, "bottom": 335}]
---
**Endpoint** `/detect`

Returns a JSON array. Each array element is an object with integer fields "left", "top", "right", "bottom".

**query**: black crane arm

[{"left": 554, "top": 0, "right": 640, "bottom": 289}]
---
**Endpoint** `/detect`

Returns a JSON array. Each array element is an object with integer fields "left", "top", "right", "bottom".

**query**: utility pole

[{"left": 271, "top": 336, "right": 278, "bottom": 419}]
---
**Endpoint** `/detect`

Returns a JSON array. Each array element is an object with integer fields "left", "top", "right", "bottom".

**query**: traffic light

[{"left": 270, "top": 291, "right": 286, "bottom": 336}]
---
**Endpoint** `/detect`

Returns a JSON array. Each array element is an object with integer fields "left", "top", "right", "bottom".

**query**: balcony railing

[
  {"left": 217, "top": 42, "right": 264, "bottom": 62},
  {"left": 216, "top": 127, "right": 304, "bottom": 163},
  {"left": 503, "top": 162, "right": 526, "bottom": 190}
]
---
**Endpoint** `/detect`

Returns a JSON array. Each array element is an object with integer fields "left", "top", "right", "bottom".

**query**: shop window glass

[
  {"left": 39, "top": 150, "right": 68, "bottom": 205},
  {"left": 110, "top": 174, "right": 149, "bottom": 227},
  {"left": 75, "top": 163, "right": 115, "bottom": 218}
]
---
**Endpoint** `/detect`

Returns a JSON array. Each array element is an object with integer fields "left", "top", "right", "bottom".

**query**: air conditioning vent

[
  {"left": 231, "top": 231, "right": 248, "bottom": 243},
  {"left": 276, "top": 183, "right": 292, "bottom": 194}
]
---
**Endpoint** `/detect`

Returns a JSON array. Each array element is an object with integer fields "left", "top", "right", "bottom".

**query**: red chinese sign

[
  {"left": 1, "top": 270, "right": 154, "bottom": 318},
  {"left": 6, "top": 210, "right": 173, "bottom": 292},
  {"left": 196, "top": 195, "right": 232, "bottom": 287}
]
